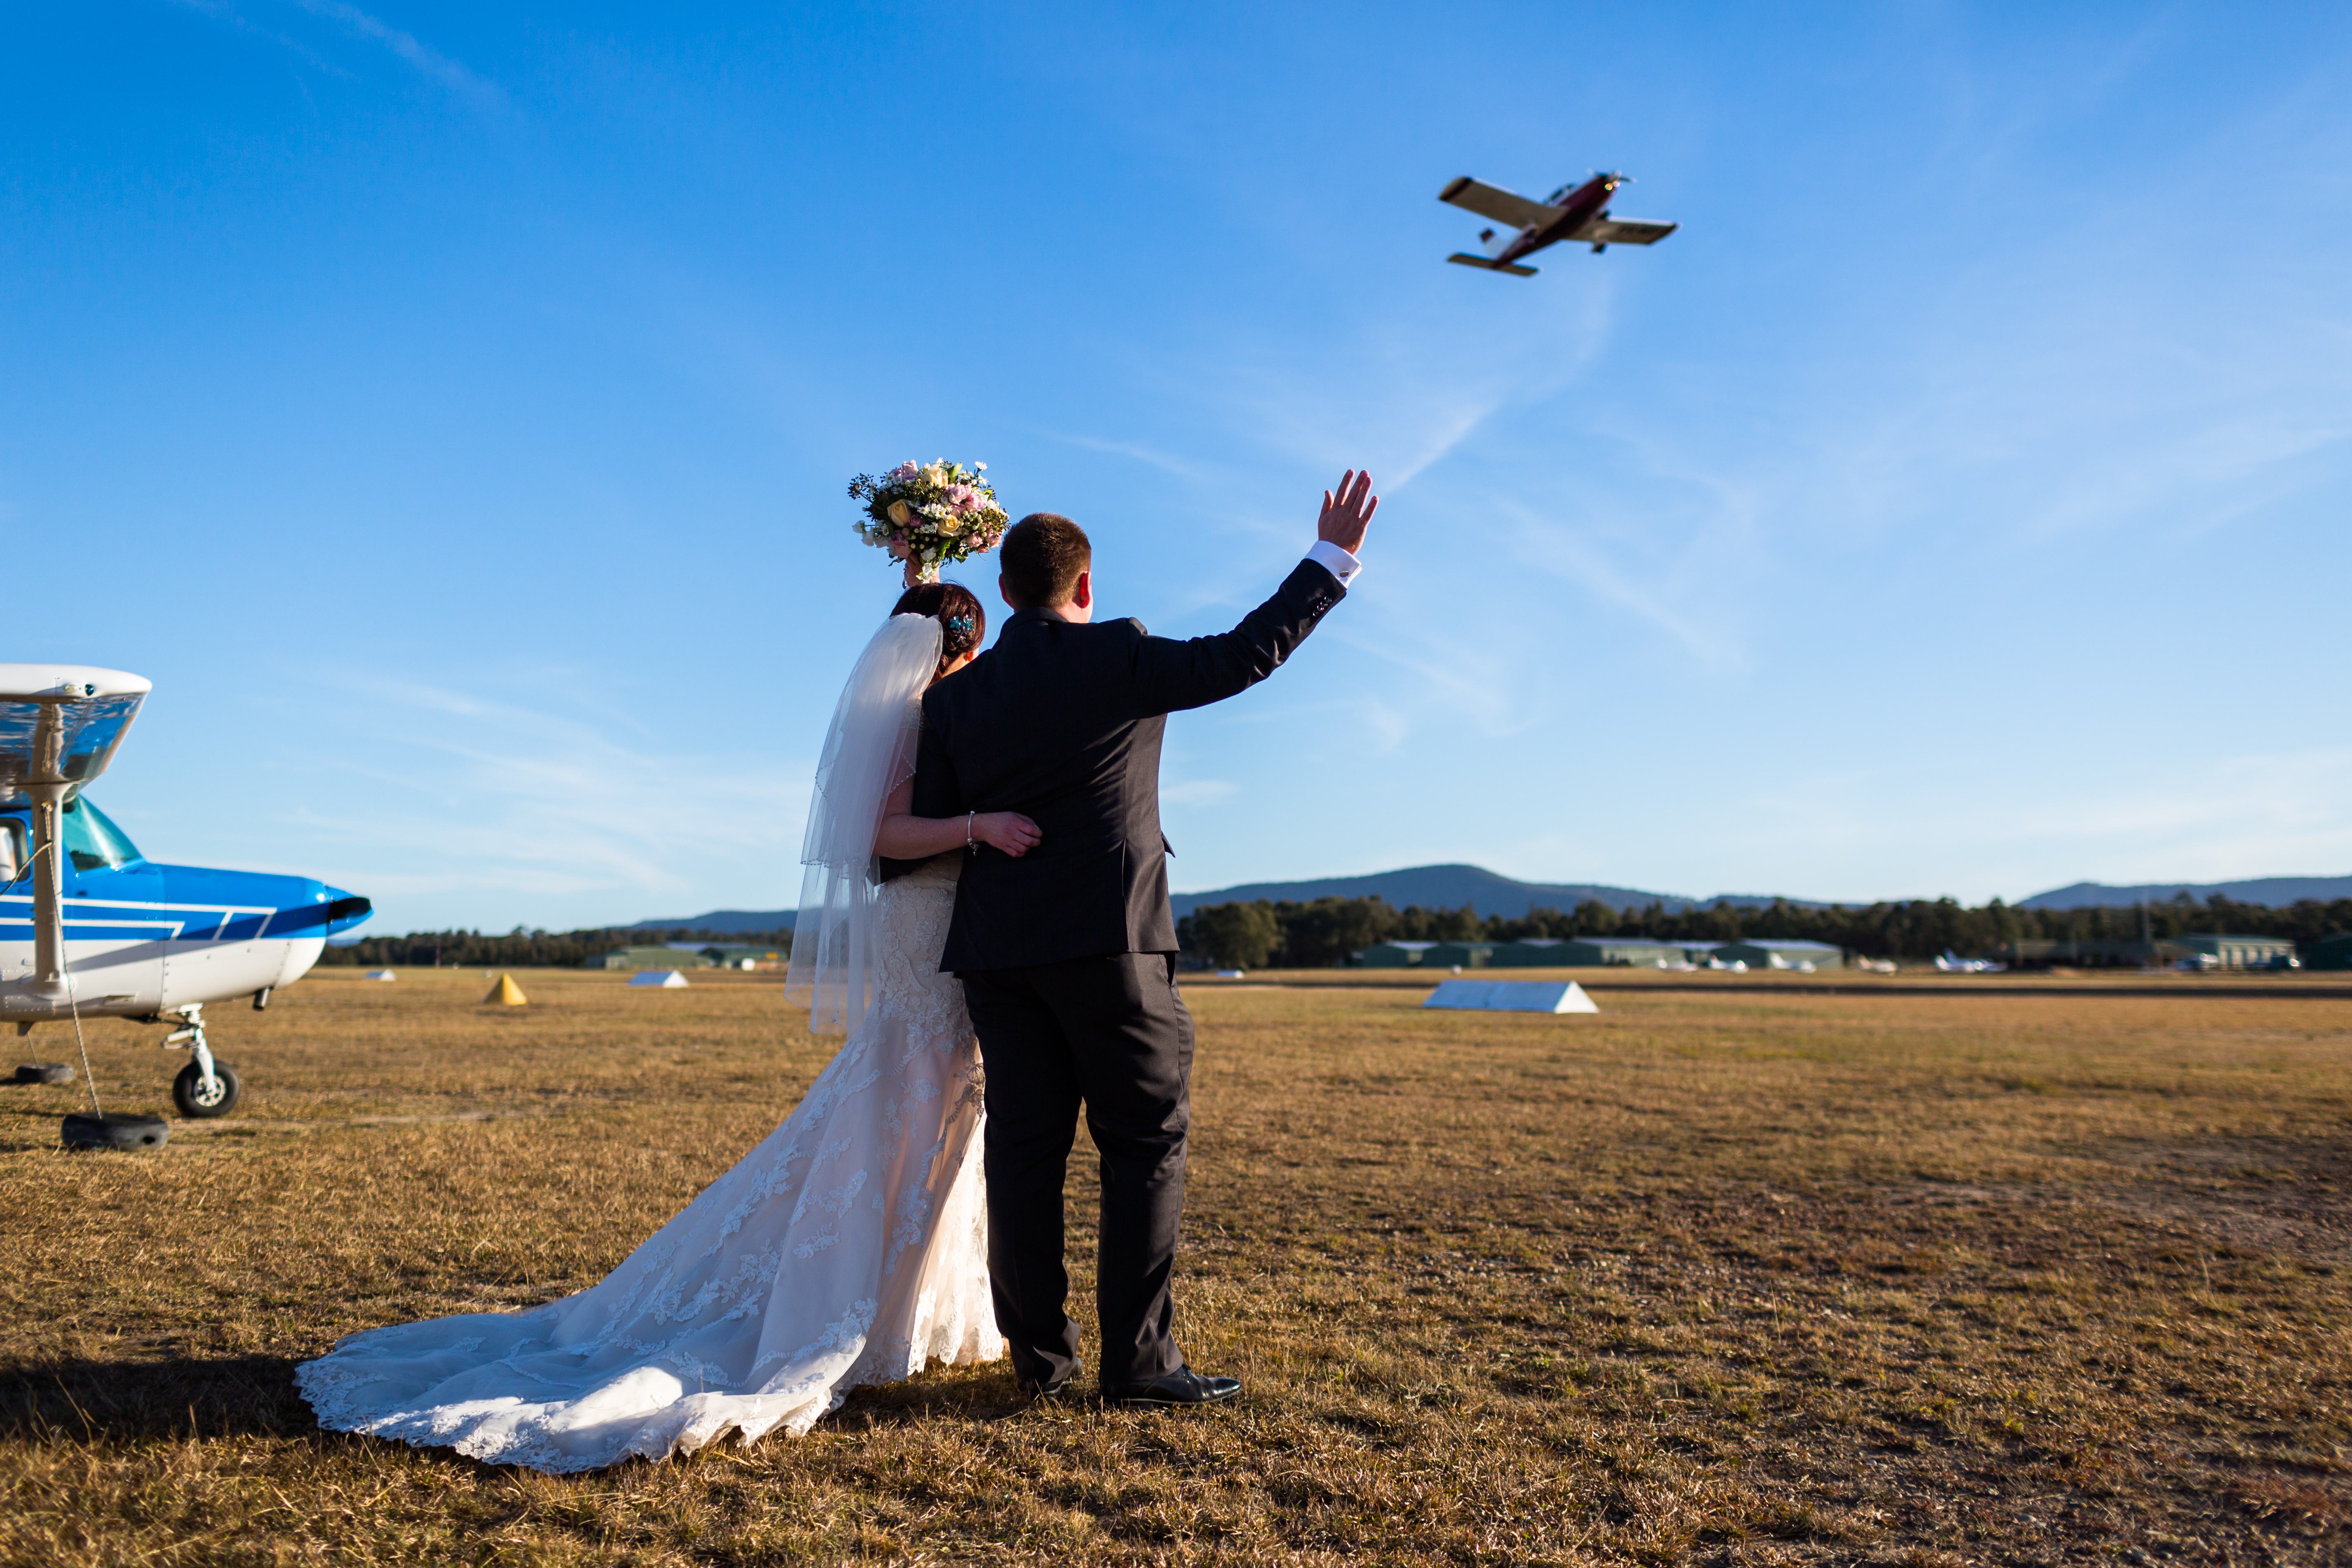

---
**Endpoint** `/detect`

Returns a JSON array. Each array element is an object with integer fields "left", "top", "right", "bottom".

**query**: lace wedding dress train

[{"left": 295, "top": 853, "right": 1001, "bottom": 1474}]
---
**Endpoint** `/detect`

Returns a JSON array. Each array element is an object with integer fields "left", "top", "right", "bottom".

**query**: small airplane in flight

[
  {"left": 1438, "top": 170, "right": 1677, "bottom": 276},
  {"left": 2, "top": 664, "right": 373, "bottom": 1124}
]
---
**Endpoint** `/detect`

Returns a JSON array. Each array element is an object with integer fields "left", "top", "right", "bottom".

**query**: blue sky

[{"left": 7, "top": 2, "right": 2349, "bottom": 932}]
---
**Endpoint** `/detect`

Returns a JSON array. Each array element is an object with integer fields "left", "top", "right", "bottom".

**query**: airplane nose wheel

[
  {"left": 173, "top": 1058, "right": 241, "bottom": 1118},
  {"left": 163, "top": 1007, "right": 240, "bottom": 1118}
]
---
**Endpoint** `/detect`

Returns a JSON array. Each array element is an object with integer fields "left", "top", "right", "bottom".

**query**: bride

[{"left": 296, "top": 582, "right": 1038, "bottom": 1473}]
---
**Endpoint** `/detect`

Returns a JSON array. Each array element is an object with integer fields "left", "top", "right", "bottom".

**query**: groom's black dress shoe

[
  {"left": 1020, "top": 1375, "right": 1079, "bottom": 1403},
  {"left": 1105, "top": 1367, "right": 1243, "bottom": 1408}
]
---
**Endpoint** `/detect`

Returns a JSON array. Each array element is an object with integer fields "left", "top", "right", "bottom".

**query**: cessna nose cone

[{"left": 321, "top": 887, "right": 373, "bottom": 933}]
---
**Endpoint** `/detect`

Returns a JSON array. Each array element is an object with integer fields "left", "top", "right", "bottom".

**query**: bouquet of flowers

[{"left": 847, "top": 460, "right": 1010, "bottom": 582}]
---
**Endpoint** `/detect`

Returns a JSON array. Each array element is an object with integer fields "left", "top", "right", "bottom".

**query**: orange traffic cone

[{"left": 483, "top": 973, "right": 528, "bottom": 1006}]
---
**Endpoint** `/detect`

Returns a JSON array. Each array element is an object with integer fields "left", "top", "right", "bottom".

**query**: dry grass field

[{"left": 3, "top": 966, "right": 2347, "bottom": 1566}]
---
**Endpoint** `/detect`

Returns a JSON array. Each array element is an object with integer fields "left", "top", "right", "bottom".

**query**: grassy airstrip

[{"left": 3, "top": 967, "right": 2348, "bottom": 1566}]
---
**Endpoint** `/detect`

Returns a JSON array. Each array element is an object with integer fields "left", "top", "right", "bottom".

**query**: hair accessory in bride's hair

[
  {"left": 893, "top": 581, "right": 987, "bottom": 671},
  {"left": 847, "top": 459, "right": 1011, "bottom": 583}
]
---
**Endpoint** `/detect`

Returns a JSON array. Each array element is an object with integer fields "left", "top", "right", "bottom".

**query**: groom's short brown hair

[{"left": 999, "top": 513, "right": 1091, "bottom": 609}]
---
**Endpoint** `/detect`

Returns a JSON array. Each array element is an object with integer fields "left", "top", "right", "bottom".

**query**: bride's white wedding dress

[
  {"left": 296, "top": 853, "right": 998, "bottom": 1472},
  {"left": 297, "top": 615, "right": 1002, "bottom": 1474}
]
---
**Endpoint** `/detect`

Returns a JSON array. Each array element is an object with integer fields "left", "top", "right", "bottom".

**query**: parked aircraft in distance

[
  {"left": 1933, "top": 950, "right": 2006, "bottom": 973},
  {"left": 1438, "top": 170, "right": 1677, "bottom": 276}
]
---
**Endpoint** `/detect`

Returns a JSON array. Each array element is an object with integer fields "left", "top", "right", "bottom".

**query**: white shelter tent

[{"left": 1422, "top": 980, "right": 1599, "bottom": 1014}]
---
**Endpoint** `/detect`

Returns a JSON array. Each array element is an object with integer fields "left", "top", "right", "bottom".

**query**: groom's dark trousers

[
  {"left": 899, "top": 558, "right": 1345, "bottom": 1389},
  {"left": 959, "top": 953, "right": 1194, "bottom": 1387}
]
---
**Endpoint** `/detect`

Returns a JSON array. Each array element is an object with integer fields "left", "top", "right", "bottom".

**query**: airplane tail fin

[{"left": 1447, "top": 252, "right": 1537, "bottom": 277}]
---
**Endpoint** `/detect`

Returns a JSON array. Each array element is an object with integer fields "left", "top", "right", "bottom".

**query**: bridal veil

[{"left": 784, "top": 612, "right": 942, "bottom": 1036}]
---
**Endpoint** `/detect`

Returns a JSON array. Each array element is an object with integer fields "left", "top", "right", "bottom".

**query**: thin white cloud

[
  {"left": 1681, "top": 744, "right": 2352, "bottom": 905},
  {"left": 1382, "top": 392, "right": 1509, "bottom": 493},
  {"left": 1136, "top": 269, "right": 1616, "bottom": 501},
  {"left": 291, "top": 0, "right": 503, "bottom": 105},
  {"left": 1036, "top": 430, "right": 1209, "bottom": 483},
  {"left": 1160, "top": 779, "right": 1237, "bottom": 806},
  {"left": 1510, "top": 48, "right": 2352, "bottom": 597},
  {"left": 176, "top": 0, "right": 504, "bottom": 106},
  {"left": 167, "top": 0, "right": 341, "bottom": 72},
  {"left": 220, "top": 675, "right": 806, "bottom": 929},
  {"left": 1485, "top": 494, "right": 1733, "bottom": 668}
]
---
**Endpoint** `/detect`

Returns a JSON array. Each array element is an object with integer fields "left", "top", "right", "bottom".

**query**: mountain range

[
  {"left": 1162, "top": 864, "right": 1794, "bottom": 919},
  {"left": 624, "top": 908, "right": 803, "bottom": 935},
  {"left": 623, "top": 865, "right": 2352, "bottom": 934},
  {"left": 2016, "top": 876, "right": 2352, "bottom": 909}
]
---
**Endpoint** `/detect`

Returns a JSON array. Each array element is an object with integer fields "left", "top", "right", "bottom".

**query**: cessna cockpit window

[{"left": 62, "top": 796, "right": 143, "bottom": 871}]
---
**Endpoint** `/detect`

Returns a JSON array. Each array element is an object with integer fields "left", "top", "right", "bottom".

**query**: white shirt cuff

[{"left": 1305, "top": 538, "right": 1362, "bottom": 587}]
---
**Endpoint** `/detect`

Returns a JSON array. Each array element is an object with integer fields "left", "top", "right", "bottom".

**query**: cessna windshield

[{"left": 62, "top": 795, "right": 143, "bottom": 871}]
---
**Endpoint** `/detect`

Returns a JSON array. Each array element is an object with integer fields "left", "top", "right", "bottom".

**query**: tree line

[
  {"left": 1174, "top": 893, "right": 2352, "bottom": 970},
  {"left": 321, "top": 888, "right": 2352, "bottom": 973},
  {"left": 318, "top": 926, "right": 794, "bottom": 969}
]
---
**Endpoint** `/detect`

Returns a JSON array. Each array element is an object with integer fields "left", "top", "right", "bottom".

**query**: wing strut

[{"left": 26, "top": 713, "right": 66, "bottom": 1003}]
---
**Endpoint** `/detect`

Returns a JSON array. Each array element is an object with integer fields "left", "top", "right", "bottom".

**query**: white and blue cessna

[{"left": 2, "top": 664, "right": 372, "bottom": 1118}]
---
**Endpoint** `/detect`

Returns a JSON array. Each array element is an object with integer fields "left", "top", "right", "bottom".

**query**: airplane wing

[
  {"left": 1580, "top": 216, "right": 1678, "bottom": 246},
  {"left": 0, "top": 666, "right": 150, "bottom": 795},
  {"left": 1438, "top": 176, "right": 1560, "bottom": 233}
]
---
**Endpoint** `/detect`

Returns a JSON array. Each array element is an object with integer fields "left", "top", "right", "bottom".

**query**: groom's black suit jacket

[{"left": 902, "top": 559, "right": 1344, "bottom": 973}]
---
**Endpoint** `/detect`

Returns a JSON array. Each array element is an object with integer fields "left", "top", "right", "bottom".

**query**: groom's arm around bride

[{"left": 909, "top": 471, "right": 1377, "bottom": 1405}]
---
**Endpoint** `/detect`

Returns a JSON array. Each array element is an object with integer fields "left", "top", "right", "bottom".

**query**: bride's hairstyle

[
  {"left": 892, "top": 581, "right": 986, "bottom": 675},
  {"left": 999, "top": 513, "right": 1090, "bottom": 609}
]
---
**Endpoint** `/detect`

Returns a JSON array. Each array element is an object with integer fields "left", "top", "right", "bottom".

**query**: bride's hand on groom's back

[
  {"left": 1318, "top": 469, "right": 1378, "bottom": 555},
  {"left": 975, "top": 812, "right": 1043, "bottom": 858}
]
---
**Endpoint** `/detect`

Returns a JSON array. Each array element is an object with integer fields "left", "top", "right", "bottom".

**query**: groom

[{"left": 906, "top": 470, "right": 1377, "bottom": 1405}]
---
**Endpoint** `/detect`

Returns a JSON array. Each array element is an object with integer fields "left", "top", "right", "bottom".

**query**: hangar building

[
  {"left": 1710, "top": 939, "right": 1844, "bottom": 971},
  {"left": 2161, "top": 933, "right": 2298, "bottom": 968},
  {"left": 1492, "top": 937, "right": 1684, "bottom": 967},
  {"left": 597, "top": 945, "right": 715, "bottom": 971}
]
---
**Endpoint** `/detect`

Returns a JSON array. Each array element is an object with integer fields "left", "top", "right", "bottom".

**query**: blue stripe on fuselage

[
  {"left": 0, "top": 861, "right": 365, "bottom": 944},
  {"left": 263, "top": 902, "right": 336, "bottom": 937},
  {"left": 0, "top": 921, "right": 200, "bottom": 941},
  {"left": 0, "top": 896, "right": 281, "bottom": 944}
]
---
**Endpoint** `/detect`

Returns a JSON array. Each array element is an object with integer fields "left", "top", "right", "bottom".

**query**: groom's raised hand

[{"left": 1318, "top": 469, "right": 1378, "bottom": 555}]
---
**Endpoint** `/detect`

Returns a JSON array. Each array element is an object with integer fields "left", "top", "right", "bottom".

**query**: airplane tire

[
  {"left": 14, "top": 1063, "right": 74, "bottom": 1085},
  {"left": 62, "top": 1111, "right": 171, "bottom": 1151},
  {"left": 172, "top": 1060, "right": 243, "bottom": 1119}
]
